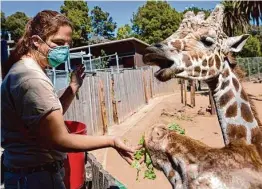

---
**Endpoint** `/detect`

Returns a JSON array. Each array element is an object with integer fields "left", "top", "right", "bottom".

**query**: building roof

[{"left": 70, "top": 37, "right": 150, "bottom": 52}]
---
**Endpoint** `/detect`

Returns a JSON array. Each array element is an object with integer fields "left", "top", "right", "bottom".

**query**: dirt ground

[{"left": 90, "top": 81, "right": 262, "bottom": 189}]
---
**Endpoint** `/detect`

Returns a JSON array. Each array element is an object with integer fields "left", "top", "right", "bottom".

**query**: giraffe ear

[{"left": 225, "top": 34, "right": 250, "bottom": 53}]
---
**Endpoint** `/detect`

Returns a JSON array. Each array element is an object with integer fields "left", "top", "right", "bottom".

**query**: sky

[{"left": 2, "top": 1, "right": 220, "bottom": 30}]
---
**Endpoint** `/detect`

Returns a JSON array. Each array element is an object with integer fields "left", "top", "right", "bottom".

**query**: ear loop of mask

[{"left": 33, "top": 35, "right": 52, "bottom": 59}]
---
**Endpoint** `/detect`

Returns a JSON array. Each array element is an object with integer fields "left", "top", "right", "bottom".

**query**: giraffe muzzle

[
  {"left": 143, "top": 46, "right": 184, "bottom": 81},
  {"left": 143, "top": 46, "right": 174, "bottom": 67}
]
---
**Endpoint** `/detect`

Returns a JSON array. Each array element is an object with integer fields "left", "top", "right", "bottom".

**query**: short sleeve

[{"left": 12, "top": 78, "right": 62, "bottom": 131}]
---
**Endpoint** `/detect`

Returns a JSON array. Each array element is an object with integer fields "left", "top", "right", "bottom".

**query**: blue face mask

[
  {"left": 38, "top": 36, "right": 69, "bottom": 68},
  {"left": 47, "top": 45, "right": 69, "bottom": 68}
]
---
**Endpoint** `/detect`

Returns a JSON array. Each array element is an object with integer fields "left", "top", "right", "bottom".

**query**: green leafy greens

[{"left": 132, "top": 122, "right": 185, "bottom": 181}]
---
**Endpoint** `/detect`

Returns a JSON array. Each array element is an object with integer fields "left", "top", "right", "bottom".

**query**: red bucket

[{"left": 64, "top": 121, "right": 87, "bottom": 189}]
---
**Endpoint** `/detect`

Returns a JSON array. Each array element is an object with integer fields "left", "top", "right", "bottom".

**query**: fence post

[
  {"left": 98, "top": 79, "right": 108, "bottom": 134},
  {"left": 111, "top": 74, "right": 119, "bottom": 124},
  {"left": 151, "top": 67, "right": 155, "bottom": 97},
  {"left": 142, "top": 71, "right": 149, "bottom": 104},
  {"left": 149, "top": 69, "right": 153, "bottom": 98},
  {"left": 116, "top": 52, "right": 120, "bottom": 73},
  {"left": 184, "top": 80, "right": 187, "bottom": 106},
  {"left": 180, "top": 79, "right": 184, "bottom": 104},
  {"left": 190, "top": 80, "right": 196, "bottom": 107},
  {"left": 257, "top": 58, "right": 260, "bottom": 79},
  {"left": 247, "top": 59, "right": 251, "bottom": 81}
]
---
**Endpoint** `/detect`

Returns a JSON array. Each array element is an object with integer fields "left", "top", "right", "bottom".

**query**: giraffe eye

[{"left": 200, "top": 36, "right": 214, "bottom": 47}]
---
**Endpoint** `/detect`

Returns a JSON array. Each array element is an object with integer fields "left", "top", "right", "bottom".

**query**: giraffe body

[
  {"left": 145, "top": 125, "right": 262, "bottom": 189},
  {"left": 143, "top": 3, "right": 262, "bottom": 188}
]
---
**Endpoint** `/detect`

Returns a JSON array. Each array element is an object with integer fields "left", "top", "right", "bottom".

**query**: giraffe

[
  {"left": 144, "top": 124, "right": 262, "bottom": 188},
  {"left": 142, "top": 4, "right": 262, "bottom": 188}
]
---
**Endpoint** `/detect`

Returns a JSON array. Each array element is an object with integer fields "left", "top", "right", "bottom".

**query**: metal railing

[{"left": 47, "top": 52, "right": 133, "bottom": 91}]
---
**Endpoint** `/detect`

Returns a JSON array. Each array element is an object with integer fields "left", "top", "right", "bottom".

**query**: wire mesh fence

[{"left": 236, "top": 57, "right": 262, "bottom": 80}]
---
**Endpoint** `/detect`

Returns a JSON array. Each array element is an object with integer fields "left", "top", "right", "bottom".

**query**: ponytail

[{"left": 2, "top": 19, "right": 33, "bottom": 79}]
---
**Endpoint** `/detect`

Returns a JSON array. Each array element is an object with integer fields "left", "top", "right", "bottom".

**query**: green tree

[
  {"left": 1, "top": 11, "right": 6, "bottom": 31},
  {"left": 234, "top": 1, "right": 262, "bottom": 26},
  {"left": 91, "top": 6, "right": 117, "bottom": 40},
  {"left": 131, "top": 1, "right": 182, "bottom": 44},
  {"left": 222, "top": 1, "right": 249, "bottom": 37},
  {"left": 1, "top": 11, "right": 8, "bottom": 40},
  {"left": 94, "top": 49, "right": 110, "bottom": 69},
  {"left": 5, "top": 12, "right": 29, "bottom": 42},
  {"left": 238, "top": 35, "right": 261, "bottom": 57},
  {"left": 60, "top": 0, "right": 92, "bottom": 47},
  {"left": 116, "top": 24, "right": 133, "bottom": 39},
  {"left": 183, "top": 6, "right": 211, "bottom": 19}
]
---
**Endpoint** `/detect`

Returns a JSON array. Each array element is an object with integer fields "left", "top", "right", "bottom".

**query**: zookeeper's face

[{"left": 32, "top": 25, "right": 73, "bottom": 66}]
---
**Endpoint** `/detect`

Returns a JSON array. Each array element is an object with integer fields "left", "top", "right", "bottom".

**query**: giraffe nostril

[{"left": 154, "top": 43, "right": 163, "bottom": 48}]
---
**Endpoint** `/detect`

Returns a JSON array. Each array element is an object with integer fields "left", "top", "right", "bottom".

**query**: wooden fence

[
  {"left": 85, "top": 153, "right": 125, "bottom": 189},
  {"left": 58, "top": 67, "right": 180, "bottom": 135}
]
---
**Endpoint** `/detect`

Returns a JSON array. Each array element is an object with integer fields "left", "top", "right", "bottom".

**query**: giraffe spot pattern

[
  {"left": 232, "top": 78, "right": 240, "bottom": 92},
  {"left": 183, "top": 54, "right": 192, "bottom": 67},
  {"left": 219, "top": 89, "right": 234, "bottom": 107},
  {"left": 194, "top": 66, "right": 201, "bottom": 72},
  {"left": 171, "top": 40, "right": 182, "bottom": 50},
  {"left": 208, "top": 69, "right": 216, "bottom": 76},
  {"left": 225, "top": 102, "right": 238, "bottom": 118},
  {"left": 222, "top": 69, "right": 230, "bottom": 78},
  {"left": 202, "top": 59, "right": 207, "bottom": 67},
  {"left": 182, "top": 40, "right": 186, "bottom": 50},
  {"left": 168, "top": 170, "right": 175, "bottom": 180},
  {"left": 201, "top": 70, "right": 207, "bottom": 77},
  {"left": 251, "top": 127, "right": 262, "bottom": 157},
  {"left": 241, "top": 103, "right": 254, "bottom": 123},
  {"left": 227, "top": 124, "right": 247, "bottom": 142},
  {"left": 240, "top": 89, "right": 248, "bottom": 101},
  {"left": 208, "top": 56, "right": 214, "bottom": 67},
  {"left": 215, "top": 54, "right": 221, "bottom": 69},
  {"left": 191, "top": 52, "right": 198, "bottom": 61},
  {"left": 221, "top": 80, "right": 230, "bottom": 90}
]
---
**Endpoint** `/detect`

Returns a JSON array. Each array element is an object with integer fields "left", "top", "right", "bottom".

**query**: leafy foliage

[
  {"left": 132, "top": 124, "right": 186, "bottom": 181},
  {"left": 237, "top": 35, "right": 261, "bottom": 57},
  {"left": 1, "top": 11, "right": 6, "bottom": 31},
  {"left": 222, "top": 1, "right": 249, "bottom": 37},
  {"left": 183, "top": 6, "right": 211, "bottom": 19},
  {"left": 1, "top": 11, "right": 8, "bottom": 40},
  {"left": 92, "top": 49, "right": 110, "bottom": 69},
  {"left": 5, "top": 12, "right": 29, "bottom": 42},
  {"left": 233, "top": 1, "right": 262, "bottom": 26},
  {"left": 117, "top": 24, "right": 133, "bottom": 40},
  {"left": 168, "top": 122, "right": 185, "bottom": 135},
  {"left": 144, "top": 153, "right": 156, "bottom": 180},
  {"left": 131, "top": 135, "right": 156, "bottom": 181},
  {"left": 139, "top": 135, "right": 145, "bottom": 145},
  {"left": 60, "top": 0, "right": 91, "bottom": 47},
  {"left": 91, "top": 6, "right": 117, "bottom": 40},
  {"left": 131, "top": 1, "right": 182, "bottom": 44}
]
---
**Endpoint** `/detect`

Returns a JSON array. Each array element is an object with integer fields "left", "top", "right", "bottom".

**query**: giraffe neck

[{"left": 206, "top": 60, "right": 258, "bottom": 145}]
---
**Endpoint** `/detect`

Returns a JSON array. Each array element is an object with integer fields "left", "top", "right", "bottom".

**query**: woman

[{"left": 1, "top": 10, "right": 138, "bottom": 189}]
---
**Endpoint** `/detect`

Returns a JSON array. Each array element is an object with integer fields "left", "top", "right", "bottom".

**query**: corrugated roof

[{"left": 70, "top": 37, "right": 150, "bottom": 51}]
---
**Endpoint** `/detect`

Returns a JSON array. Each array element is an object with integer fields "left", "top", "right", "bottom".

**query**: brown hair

[{"left": 2, "top": 10, "right": 72, "bottom": 79}]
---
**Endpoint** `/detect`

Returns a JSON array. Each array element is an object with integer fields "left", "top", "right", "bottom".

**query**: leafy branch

[{"left": 132, "top": 122, "right": 185, "bottom": 181}]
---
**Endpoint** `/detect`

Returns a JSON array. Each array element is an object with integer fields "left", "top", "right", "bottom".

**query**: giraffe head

[
  {"left": 144, "top": 124, "right": 170, "bottom": 170},
  {"left": 143, "top": 4, "right": 249, "bottom": 82}
]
